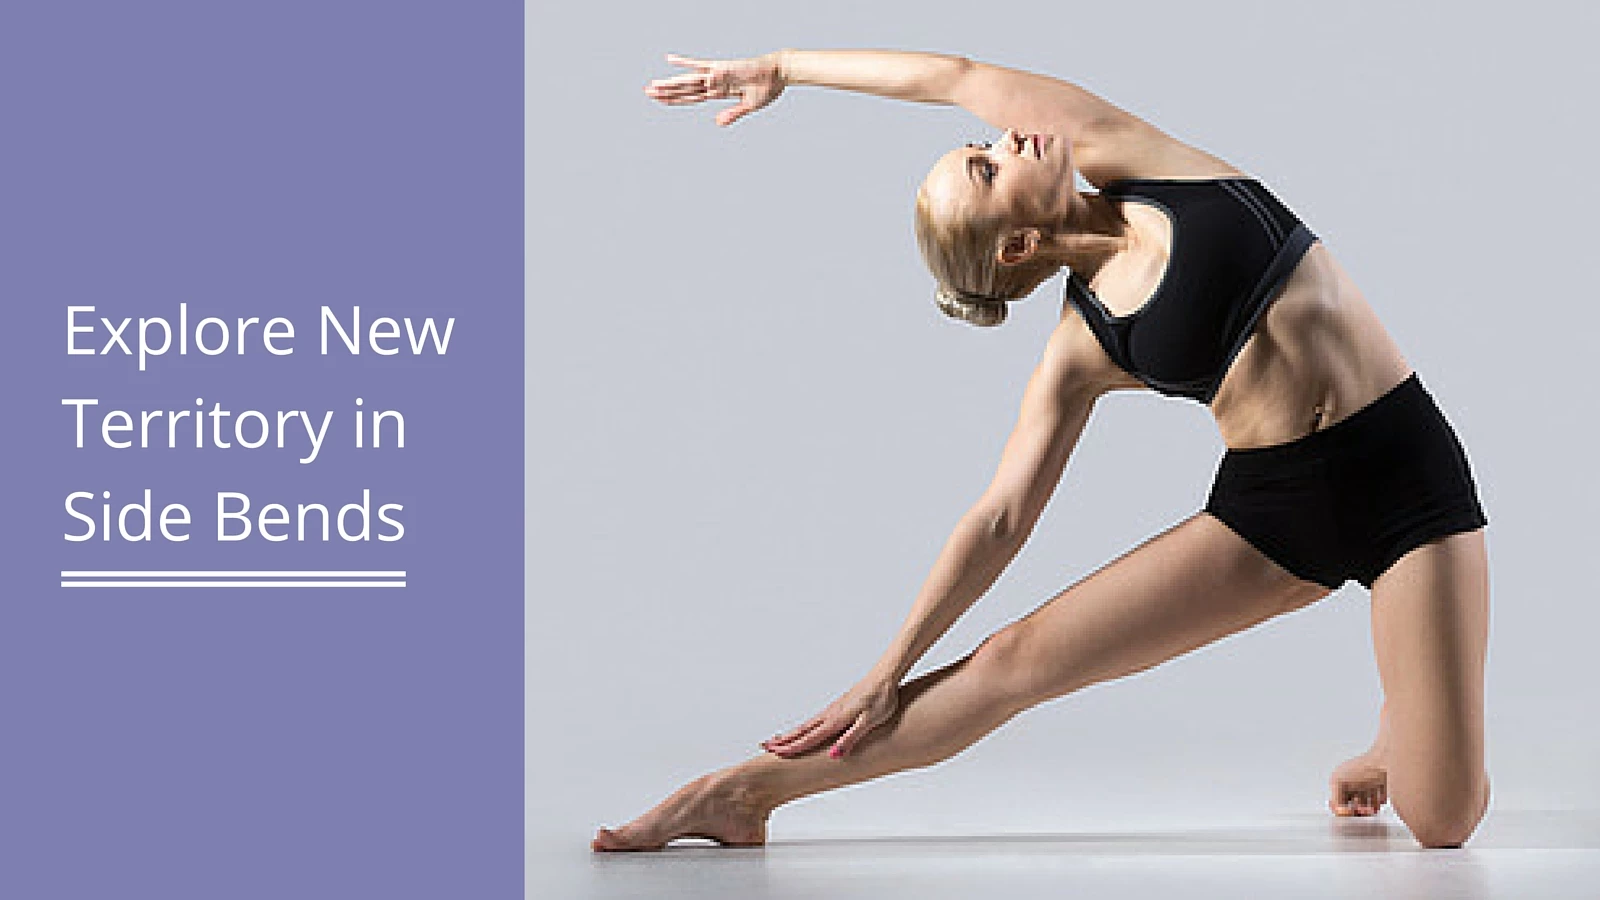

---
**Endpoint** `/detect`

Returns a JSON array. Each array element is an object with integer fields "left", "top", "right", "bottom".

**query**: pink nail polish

[{"left": 829, "top": 747, "right": 841, "bottom": 758}]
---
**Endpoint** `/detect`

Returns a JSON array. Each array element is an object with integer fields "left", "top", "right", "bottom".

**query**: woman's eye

[{"left": 965, "top": 147, "right": 997, "bottom": 184}]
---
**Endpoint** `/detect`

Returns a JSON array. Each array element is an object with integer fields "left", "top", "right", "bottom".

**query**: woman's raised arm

[
  {"left": 774, "top": 48, "right": 969, "bottom": 105},
  {"left": 782, "top": 49, "right": 1132, "bottom": 141},
  {"left": 944, "top": 56, "right": 1137, "bottom": 143},
  {"left": 647, "top": 49, "right": 1140, "bottom": 143}
]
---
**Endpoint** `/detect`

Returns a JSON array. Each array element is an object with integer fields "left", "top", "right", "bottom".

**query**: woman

[{"left": 596, "top": 48, "right": 1491, "bottom": 851}]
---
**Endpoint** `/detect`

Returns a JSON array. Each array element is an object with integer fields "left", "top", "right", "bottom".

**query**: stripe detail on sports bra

[{"left": 1062, "top": 176, "right": 1319, "bottom": 404}]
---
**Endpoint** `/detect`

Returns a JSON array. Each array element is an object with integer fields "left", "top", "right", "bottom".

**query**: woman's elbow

[
  {"left": 978, "top": 501, "right": 1032, "bottom": 547},
  {"left": 922, "top": 54, "right": 975, "bottom": 105}
]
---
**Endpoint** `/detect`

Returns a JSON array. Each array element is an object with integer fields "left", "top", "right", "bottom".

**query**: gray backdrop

[{"left": 528, "top": 0, "right": 1599, "bottom": 851}]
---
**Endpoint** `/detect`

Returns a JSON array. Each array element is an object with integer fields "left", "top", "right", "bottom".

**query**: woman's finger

[
  {"left": 787, "top": 713, "right": 827, "bottom": 738},
  {"left": 784, "top": 719, "right": 845, "bottom": 756},
  {"left": 646, "top": 72, "right": 705, "bottom": 91},
  {"left": 716, "top": 102, "right": 754, "bottom": 127},
  {"left": 771, "top": 715, "right": 825, "bottom": 745},
  {"left": 765, "top": 718, "right": 831, "bottom": 757},
  {"left": 665, "top": 52, "right": 712, "bottom": 70},
  {"left": 828, "top": 716, "right": 877, "bottom": 759},
  {"left": 769, "top": 720, "right": 826, "bottom": 752},
  {"left": 646, "top": 86, "right": 710, "bottom": 104},
  {"left": 645, "top": 83, "right": 706, "bottom": 99}
]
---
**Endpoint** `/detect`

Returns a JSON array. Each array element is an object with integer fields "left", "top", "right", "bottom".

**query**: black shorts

[{"left": 1204, "top": 372, "right": 1488, "bottom": 591}]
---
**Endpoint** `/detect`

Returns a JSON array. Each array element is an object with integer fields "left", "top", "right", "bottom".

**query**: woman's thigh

[
  {"left": 979, "top": 511, "right": 1332, "bottom": 707},
  {"left": 1369, "top": 526, "right": 1491, "bottom": 847}
]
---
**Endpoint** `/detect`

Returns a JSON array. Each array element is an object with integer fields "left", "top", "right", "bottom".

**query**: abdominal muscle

[
  {"left": 1065, "top": 134, "right": 1412, "bottom": 448},
  {"left": 1068, "top": 239, "right": 1414, "bottom": 450},
  {"left": 1204, "top": 240, "right": 1414, "bottom": 450}
]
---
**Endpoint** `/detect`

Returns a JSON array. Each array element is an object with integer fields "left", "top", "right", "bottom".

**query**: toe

[
  {"left": 1329, "top": 784, "right": 1351, "bottom": 816},
  {"left": 596, "top": 824, "right": 667, "bottom": 852}
]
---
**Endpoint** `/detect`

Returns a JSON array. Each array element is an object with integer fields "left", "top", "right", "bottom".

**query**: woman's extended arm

[
  {"left": 764, "top": 321, "right": 1104, "bottom": 759},
  {"left": 778, "top": 48, "right": 1132, "bottom": 140},
  {"left": 869, "top": 323, "right": 1101, "bottom": 686},
  {"left": 773, "top": 48, "right": 968, "bottom": 105},
  {"left": 648, "top": 49, "right": 1138, "bottom": 141}
]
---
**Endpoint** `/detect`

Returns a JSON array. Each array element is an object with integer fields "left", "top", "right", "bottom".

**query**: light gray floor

[{"left": 533, "top": 810, "right": 1600, "bottom": 899}]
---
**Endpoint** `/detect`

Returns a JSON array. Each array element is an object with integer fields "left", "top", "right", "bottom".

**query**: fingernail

[{"left": 829, "top": 747, "right": 841, "bottom": 758}]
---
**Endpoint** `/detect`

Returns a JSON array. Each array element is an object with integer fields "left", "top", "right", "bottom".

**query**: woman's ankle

[{"left": 710, "top": 764, "right": 783, "bottom": 816}]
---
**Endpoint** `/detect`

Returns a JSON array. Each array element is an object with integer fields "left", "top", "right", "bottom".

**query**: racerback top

[{"left": 1063, "top": 176, "right": 1319, "bottom": 404}]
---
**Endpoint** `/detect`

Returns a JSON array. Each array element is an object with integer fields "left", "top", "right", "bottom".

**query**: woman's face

[{"left": 921, "top": 128, "right": 1074, "bottom": 234}]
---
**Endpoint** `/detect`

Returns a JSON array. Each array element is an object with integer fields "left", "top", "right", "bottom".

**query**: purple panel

[{"left": 0, "top": 3, "right": 523, "bottom": 897}]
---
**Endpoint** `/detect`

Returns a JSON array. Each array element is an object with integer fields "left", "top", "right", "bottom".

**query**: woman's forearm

[
  {"left": 871, "top": 510, "right": 1023, "bottom": 684},
  {"left": 774, "top": 48, "right": 971, "bottom": 105}
]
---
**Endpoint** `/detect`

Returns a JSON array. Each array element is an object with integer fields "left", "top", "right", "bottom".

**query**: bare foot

[
  {"left": 1329, "top": 748, "right": 1388, "bottom": 817},
  {"left": 592, "top": 771, "right": 770, "bottom": 852}
]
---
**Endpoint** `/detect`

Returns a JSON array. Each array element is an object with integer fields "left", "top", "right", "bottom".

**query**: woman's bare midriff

[
  {"left": 1066, "top": 133, "right": 1414, "bottom": 451},
  {"left": 1065, "top": 239, "right": 1414, "bottom": 451},
  {"left": 1205, "top": 240, "right": 1413, "bottom": 450}
]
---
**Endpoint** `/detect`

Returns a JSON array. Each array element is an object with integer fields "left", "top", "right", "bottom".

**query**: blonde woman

[{"left": 595, "top": 49, "right": 1491, "bottom": 851}]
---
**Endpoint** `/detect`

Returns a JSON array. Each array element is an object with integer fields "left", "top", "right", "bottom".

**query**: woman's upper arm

[
  {"left": 977, "top": 320, "right": 1106, "bottom": 543},
  {"left": 947, "top": 60, "right": 1239, "bottom": 187},
  {"left": 947, "top": 59, "right": 1140, "bottom": 144}
]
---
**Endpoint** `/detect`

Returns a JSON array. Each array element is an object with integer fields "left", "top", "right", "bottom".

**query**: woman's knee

[
  {"left": 1407, "top": 814, "right": 1480, "bottom": 849},
  {"left": 966, "top": 622, "right": 1061, "bottom": 711},
  {"left": 1395, "top": 771, "right": 1491, "bottom": 849}
]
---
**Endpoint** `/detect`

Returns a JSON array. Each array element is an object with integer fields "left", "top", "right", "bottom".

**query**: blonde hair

[{"left": 913, "top": 186, "right": 1061, "bottom": 327}]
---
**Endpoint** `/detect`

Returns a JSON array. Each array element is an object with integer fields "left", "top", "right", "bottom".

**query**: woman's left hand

[
  {"left": 644, "top": 52, "right": 785, "bottom": 127},
  {"left": 761, "top": 673, "right": 901, "bottom": 760}
]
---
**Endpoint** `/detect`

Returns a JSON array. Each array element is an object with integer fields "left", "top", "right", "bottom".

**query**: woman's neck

[{"left": 1040, "top": 191, "right": 1134, "bottom": 280}]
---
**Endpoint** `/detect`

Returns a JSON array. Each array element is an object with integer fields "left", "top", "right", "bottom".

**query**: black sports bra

[{"left": 1063, "top": 176, "right": 1318, "bottom": 404}]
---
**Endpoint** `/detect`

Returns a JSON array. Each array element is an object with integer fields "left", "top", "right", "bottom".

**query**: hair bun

[{"left": 934, "top": 284, "right": 1007, "bottom": 327}]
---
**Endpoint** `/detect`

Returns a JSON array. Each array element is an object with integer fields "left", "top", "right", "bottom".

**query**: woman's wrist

[
  {"left": 769, "top": 49, "right": 793, "bottom": 88},
  {"left": 868, "top": 656, "right": 910, "bottom": 687}
]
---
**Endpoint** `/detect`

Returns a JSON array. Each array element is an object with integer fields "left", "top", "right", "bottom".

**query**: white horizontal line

[
  {"left": 60, "top": 571, "right": 407, "bottom": 578},
  {"left": 61, "top": 581, "right": 407, "bottom": 588}
]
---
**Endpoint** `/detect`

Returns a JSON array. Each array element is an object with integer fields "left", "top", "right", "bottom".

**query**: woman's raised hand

[
  {"left": 761, "top": 673, "right": 901, "bottom": 760},
  {"left": 644, "top": 52, "right": 785, "bottom": 127}
]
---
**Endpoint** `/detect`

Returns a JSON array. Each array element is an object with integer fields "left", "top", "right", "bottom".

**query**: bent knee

[
  {"left": 1399, "top": 776, "right": 1490, "bottom": 849},
  {"left": 1410, "top": 816, "right": 1479, "bottom": 849}
]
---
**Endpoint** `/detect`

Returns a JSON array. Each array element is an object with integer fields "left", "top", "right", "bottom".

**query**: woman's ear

[{"left": 997, "top": 227, "right": 1041, "bottom": 266}]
